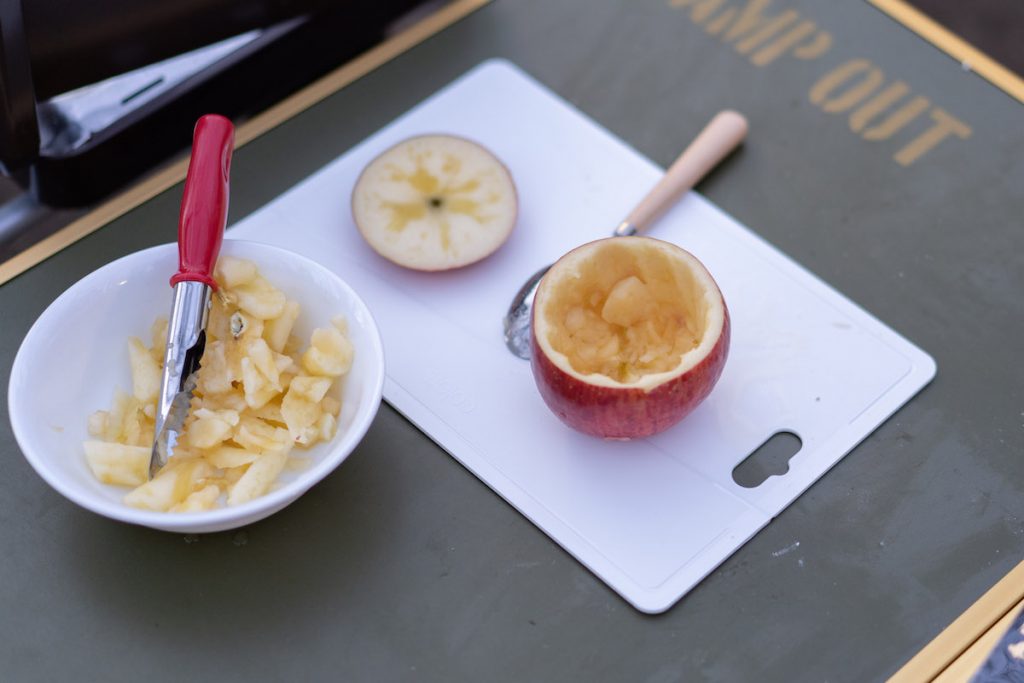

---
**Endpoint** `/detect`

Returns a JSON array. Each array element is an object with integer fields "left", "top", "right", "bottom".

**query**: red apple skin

[{"left": 530, "top": 306, "right": 730, "bottom": 439}]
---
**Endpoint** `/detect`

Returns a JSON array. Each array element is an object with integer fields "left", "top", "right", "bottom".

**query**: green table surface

[{"left": 2, "top": 1, "right": 1022, "bottom": 680}]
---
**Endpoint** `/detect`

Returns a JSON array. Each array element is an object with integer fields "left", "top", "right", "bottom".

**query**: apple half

[
  {"left": 351, "top": 134, "right": 518, "bottom": 271},
  {"left": 531, "top": 236, "right": 729, "bottom": 439}
]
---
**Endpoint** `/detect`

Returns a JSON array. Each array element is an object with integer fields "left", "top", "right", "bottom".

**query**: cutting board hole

[{"left": 732, "top": 431, "right": 802, "bottom": 488}]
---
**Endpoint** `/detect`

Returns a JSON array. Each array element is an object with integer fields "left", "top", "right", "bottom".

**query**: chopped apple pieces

[
  {"left": 84, "top": 255, "right": 355, "bottom": 513},
  {"left": 127, "top": 337, "right": 161, "bottom": 402},
  {"left": 540, "top": 238, "right": 710, "bottom": 383},
  {"left": 600, "top": 276, "right": 651, "bottom": 328},
  {"left": 281, "top": 375, "right": 332, "bottom": 444},
  {"left": 84, "top": 441, "right": 150, "bottom": 486},
  {"left": 301, "top": 326, "right": 353, "bottom": 378},
  {"left": 214, "top": 256, "right": 258, "bottom": 288},
  {"left": 227, "top": 449, "right": 289, "bottom": 506},
  {"left": 233, "top": 276, "right": 286, "bottom": 320},
  {"left": 186, "top": 409, "right": 239, "bottom": 449},
  {"left": 89, "top": 390, "right": 155, "bottom": 447},
  {"left": 265, "top": 301, "right": 300, "bottom": 353}
]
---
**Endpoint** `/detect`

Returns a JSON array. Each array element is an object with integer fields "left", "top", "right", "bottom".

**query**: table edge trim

[
  {"left": 869, "top": 0, "right": 1024, "bottom": 104},
  {"left": 889, "top": 560, "right": 1024, "bottom": 682}
]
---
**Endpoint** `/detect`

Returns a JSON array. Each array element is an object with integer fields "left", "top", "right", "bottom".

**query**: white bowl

[{"left": 8, "top": 240, "right": 385, "bottom": 533}]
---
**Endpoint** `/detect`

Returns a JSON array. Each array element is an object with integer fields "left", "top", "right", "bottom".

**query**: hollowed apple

[
  {"left": 352, "top": 134, "right": 517, "bottom": 271},
  {"left": 531, "top": 236, "right": 729, "bottom": 439}
]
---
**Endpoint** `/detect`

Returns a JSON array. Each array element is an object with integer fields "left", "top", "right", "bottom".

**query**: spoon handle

[{"left": 616, "top": 110, "right": 748, "bottom": 236}]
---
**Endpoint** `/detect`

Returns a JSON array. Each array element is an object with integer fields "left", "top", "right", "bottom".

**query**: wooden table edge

[
  {"left": 889, "top": 560, "right": 1024, "bottom": 682},
  {"left": 868, "top": 0, "right": 1024, "bottom": 103},
  {"left": 934, "top": 597, "right": 1024, "bottom": 683}
]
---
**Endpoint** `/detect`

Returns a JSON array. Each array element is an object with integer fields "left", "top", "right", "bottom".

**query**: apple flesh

[
  {"left": 351, "top": 134, "right": 517, "bottom": 271},
  {"left": 530, "top": 236, "right": 729, "bottom": 439}
]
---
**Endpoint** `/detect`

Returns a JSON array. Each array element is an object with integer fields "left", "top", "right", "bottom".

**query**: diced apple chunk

[
  {"left": 317, "top": 412, "right": 337, "bottom": 442},
  {"left": 288, "top": 376, "right": 332, "bottom": 403},
  {"left": 321, "top": 396, "right": 341, "bottom": 417},
  {"left": 87, "top": 411, "right": 109, "bottom": 438},
  {"left": 228, "top": 449, "right": 289, "bottom": 506},
  {"left": 196, "top": 341, "right": 233, "bottom": 394},
  {"left": 125, "top": 460, "right": 213, "bottom": 511},
  {"left": 601, "top": 276, "right": 650, "bottom": 328},
  {"left": 234, "top": 416, "right": 291, "bottom": 453},
  {"left": 186, "top": 408, "right": 239, "bottom": 448},
  {"left": 204, "top": 445, "right": 261, "bottom": 469},
  {"left": 301, "top": 326, "right": 354, "bottom": 377},
  {"left": 234, "top": 276, "right": 286, "bottom": 320},
  {"left": 264, "top": 301, "right": 300, "bottom": 353},
  {"left": 171, "top": 484, "right": 221, "bottom": 513},
  {"left": 281, "top": 396, "right": 321, "bottom": 443},
  {"left": 128, "top": 337, "right": 161, "bottom": 402},
  {"left": 149, "top": 317, "right": 168, "bottom": 362},
  {"left": 215, "top": 256, "right": 259, "bottom": 288},
  {"left": 84, "top": 441, "right": 150, "bottom": 486}
]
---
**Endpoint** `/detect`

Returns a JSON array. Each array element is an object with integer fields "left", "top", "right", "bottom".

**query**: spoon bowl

[{"left": 502, "top": 262, "right": 550, "bottom": 359}]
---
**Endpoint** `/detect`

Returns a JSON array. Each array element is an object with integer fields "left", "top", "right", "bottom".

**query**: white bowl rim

[{"left": 8, "top": 239, "right": 386, "bottom": 530}]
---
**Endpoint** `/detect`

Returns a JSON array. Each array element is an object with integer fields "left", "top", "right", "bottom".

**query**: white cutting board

[{"left": 228, "top": 59, "right": 935, "bottom": 613}]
